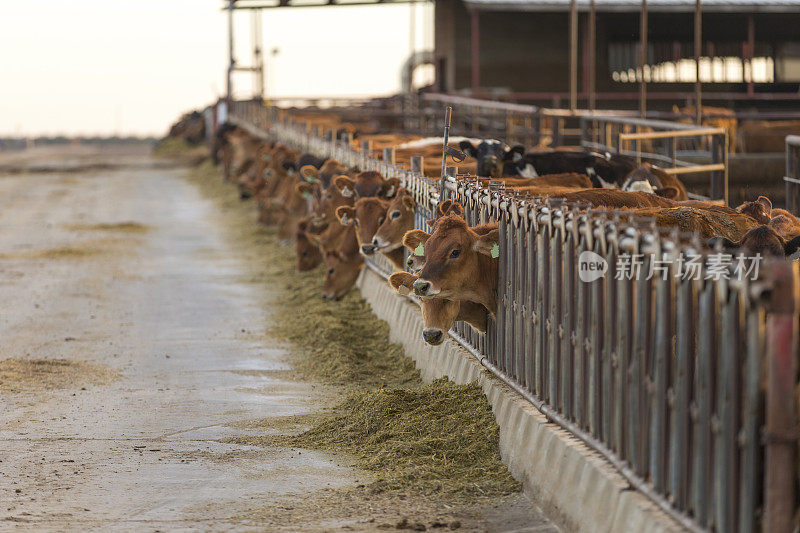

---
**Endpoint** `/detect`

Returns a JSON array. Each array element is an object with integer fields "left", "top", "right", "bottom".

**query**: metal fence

[
  {"left": 786, "top": 136, "right": 800, "bottom": 215},
  {"left": 227, "top": 99, "right": 800, "bottom": 532},
  {"left": 580, "top": 115, "right": 729, "bottom": 203}
]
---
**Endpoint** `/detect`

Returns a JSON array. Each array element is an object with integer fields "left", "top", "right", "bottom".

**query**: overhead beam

[{"left": 222, "top": 0, "right": 424, "bottom": 9}]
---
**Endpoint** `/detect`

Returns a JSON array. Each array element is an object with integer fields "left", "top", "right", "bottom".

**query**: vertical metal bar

[
  {"left": 574, "top": 227, "right": 588, "bottom": 426},
  {"left": 536, "top": 227, "right": 549, "bottom": 398},
  {"left": 496, "top": 214, "right": 508, "bottom": 373},
  {"left": 569, "top": 0, "right": 578, "bottom": 112},
  {"left": 561, "top": 219, "right": 575, "bottom": 419},
  {"left": 763, "top": 262, "right": 799, "bottom": 533},
  {"left": 747, "top": 13, "right": 755, "bottom": 98},
  {"left": 695, "top": 0, "right": 702, "bottom": 124},
  {"left": 613, "top": 253, "right": 630, "bottom": 456},
  {"left": 639, "top": 0, "right": 648, "bottom": 118},
  {"left": 649, "top": 251, "right": 670, "bottom": 493},
  {"left": 602, "top": 230, "right": 616, "bottom": 446},
  {"left": 738, "top": 284, "right": 764, "bottom": 533},
  {"left": 629, "top": 254, "right": 650, "bottom": 475},
  {"left": 691, "top": 281, "right": 715, "bottom": 526},
  {"left": 470, "top": 9, "right": 481, "bottom": 94},
  {"left": 548, "top": 218, "right": 562, "bottom": 407},
  {"left": 227, "top": 0, "right": 235, "bottom": 104},
  {"left": 441, "top": 107, "right": 452, "bottom": 190},
  {"left": 714, "top": 286, "right": 742, "bottom": 533},
  {"left": 514, "top": 217, "right": 525, "bottom": 381},
  {"left": 669, "top": 276, "right": 693, "bottom": 511},
  {"left": 588, "top": 0, "right": 596, "bottom": 111},
  {"left": 526, "top": 218, "right": 537, "bottom": 392},
  {"left": 588, "top": 229, "right": 604, "bottom": 435}
]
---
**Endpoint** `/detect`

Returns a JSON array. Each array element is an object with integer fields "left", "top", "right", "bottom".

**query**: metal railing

[
  {"left": 580, "top": 114, "right": 729, "bottom": 203},
  {"left": 786, "top": 136, "right": 800, "bottom": 215},
  {"left": 226, "top": 99, "right": 800, "bottom": 532}
]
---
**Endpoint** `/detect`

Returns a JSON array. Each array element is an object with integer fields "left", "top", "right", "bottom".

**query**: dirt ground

[{"left": 0, "top": 145, "right": 558, "bottom": 532}]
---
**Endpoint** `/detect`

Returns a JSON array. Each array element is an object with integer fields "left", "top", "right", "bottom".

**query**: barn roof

[{"left": 462, "top": 0, "right": 800, "bottom": 12}]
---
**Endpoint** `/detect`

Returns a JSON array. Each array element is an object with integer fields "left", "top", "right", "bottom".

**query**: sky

[{"left": 0, "top": 0, "right": 432, "bottom": 137}]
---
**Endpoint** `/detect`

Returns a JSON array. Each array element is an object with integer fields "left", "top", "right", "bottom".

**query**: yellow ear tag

[
  {"left": 306, "top": 176, "right": 316, "bottom": 183},
  {"left": 491, "top": 243, "right": 499, "bottom": 258},
  {"left": 302, "top": 192, "right": 311, "bottom": 200},
  {"left": 413, "top": 243, "right": 425, "bottom": 256}
]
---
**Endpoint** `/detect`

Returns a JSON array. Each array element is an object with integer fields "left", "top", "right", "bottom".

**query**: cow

[
  {"left": 458, "top": 139, "right": 524, "bottom": 178},
  {"left": 498, "top": 172, "right": 593, "bottom": 189},
  {"left": 735, "top": 196, "right": 773, "bottom": 225},
  {"left": 333, "top": 171, "right": 398, "bottom": 200},
  {"left": 335, "top": 197, "right": 390, "bottom": 257},
  {"left": 369, "top": 188, "right": 417, "bottom": 270},
  {"left": 388, "top": 271, "right": 488, "bottom": 345},
  {"left": 300, "top": 159, "right": 349, "bottom": 188},
  {"left": 295, "top": 218, "right": 323, "bottom": 272},
  {"left": 769, "top": 208, "right": 800, "bottom": 240},
  {"left": 503, "top": 149, "right": 638, "bottom": 188},
  {"left": 403, "top": 214, "right": 500, "bottom": 315},
  {"left": 709, "top": 225, "right": 800, "bottom": 257},
  {"left": 627, "top": 206, "right": 759, "bottom": 241},
  {"left": 621, "top": 163, "right": 689, "bottom": 201},
  {"left": 321, "top": 227, "right": 363, "bottom": 300}
]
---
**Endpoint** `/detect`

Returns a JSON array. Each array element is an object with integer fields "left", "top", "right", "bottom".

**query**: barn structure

[{"left": 435, "top": 0, "right": 800, "bottom": 110}]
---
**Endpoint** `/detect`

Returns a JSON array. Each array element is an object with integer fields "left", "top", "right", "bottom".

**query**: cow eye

[
  {"left": 354, "top": 219, "right": 360, "bottom": 227},
  {"left": 391, "top": 211, "right": 401, "bottom": 219},
  {"left": 302, "top": 251, "right": 308, "bottom": 257},
  {"left": 327, "top": 268, "right": 334, "bottom": 275},
  {"left": 450, "top": 249, "right": 461, "bottom": 259},
  {"left": 378, "top": 216, "right": 385, "bottom": 225},
  {"left": 326, "top": 194, "right": 332, "bottom": 200}
]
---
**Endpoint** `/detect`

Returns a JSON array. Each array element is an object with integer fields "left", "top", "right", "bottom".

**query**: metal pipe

[
  {"left": 471, "top": 10, "right": 481, "bottom": 93},
  {"left": 694, "top": 0, "right": 702, "bottom": 124},
  {"left": 569, "top": 0, "right": 578, "bottom": 111},
  {"left": 227, "top": 0, "right": 235, "bottom": 104},
  {"left": 589, "top": 0, "right": 596, "bottom": 111},
  {"left": 747, "top": 13, "right": 755, "bottom": 97},
  {"left": 639, "top": 0, "right": 648, "bottom": 118}
]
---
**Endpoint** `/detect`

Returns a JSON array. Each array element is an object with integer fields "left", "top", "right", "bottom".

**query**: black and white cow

[{"left": 458, "top": 139, "right": 524, "bottom": 178}]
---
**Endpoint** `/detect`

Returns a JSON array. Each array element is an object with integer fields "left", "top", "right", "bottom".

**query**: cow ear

[
  {"left": 402, "top": 195, "right": 416, "bottom": 210},
  {"left": 388, "top": 272, "right": 415, "bottom": 295},
  {"left": 306, "top": 222, "right": 328, "bottom": 238},
  {"left": 708, "top": 237, "right": 738, "bottom": 250},
  {"left": 473, "top": 228, "right": 500, "bottom": 257},
  {"left": 336, "top": 206, "right": 355, "bottom": 226},
  {"left": 446, "top": 202, "right": 464, "bottom": 218},
  {"left": 403, "top": 229, "right": 431, "bottom": 254},
  {"left": 300, "top": 165, "right": 319, "bottom": 183},
  {"left": 381, "top": 178, "right": 401, "bottom": 199},
  {"left": 333, "top": 175, "right": 356, "bottom": 198},
  {"left": 784, "top": 235, "right": 800, "bottom": 256},
  {"left": 458, "top": 140, "right": 478, "bottom": 158},
  {"left": 296, "top": 182, "right": 314, "bottom": 196},
  {"left": 655, "top": 186, "right": 679, "bottom": 199},
  {"left": 504, "top": 145, "right": 525, "bottom": 162},
  {"left": 437, "top": 199, "right": 452, "bottom": 217},
  {"left": 757, "top": 195, "right": 773, "bottom": 213}
]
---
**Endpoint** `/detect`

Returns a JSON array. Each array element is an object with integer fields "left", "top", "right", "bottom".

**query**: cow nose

[
  {"left": 422, "top": 328, "right": 444, "bottom": 345},
  {"left": 361, "top": 244, "right": 377, "bottom": 255},
  {"left": 413, "top": 279, "right": 431, "bottom": 296}
]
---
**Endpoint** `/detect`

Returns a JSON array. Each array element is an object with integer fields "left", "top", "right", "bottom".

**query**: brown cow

[
  {"left": 371, "top": 189, "right": 417, "bottom": 270},
  {"left": 621, "top": 163, "right": 689, "bottom": 201},
  {"left": 628, "top": 206, "right": 759, "bottom": 241},
  {"left": 333, "top": 171, "right": 398, "bottom": 200},
  {"left": 335, "top": 197, "right": 389, "bottom": 257},
  {"left": 735, "top": 196, "right": 773, "bottom": 225},
  {"left": 321, "top": 227, "right": 363, "bottom": 300},
  {"left": 388, "top": 272, "right": 488, "bottom": 345},
  {"left": 769, "top": 208, "right": 800, "bottom": 240},
  {"left": 500, "top": 172, "right": 593, "bottom": 189},
  {"left": 295, "top": 218, "right": 322, "bottom": 272},
  {"left": 403, "top": 214, "right": 500, "bottom": 315},
  {"left": 709, "top": 225, "right": 800, "bottom": 257}
]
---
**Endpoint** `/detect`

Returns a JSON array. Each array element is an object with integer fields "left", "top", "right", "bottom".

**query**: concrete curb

[{"left": 357, "top": 268, "right": 686, "bottom": 533}]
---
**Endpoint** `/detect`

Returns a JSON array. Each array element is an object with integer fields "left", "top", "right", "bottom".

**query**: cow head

[
  {"left": 736, "top": 196, "right": 773, "bottom": 225},
  {"left": 333, "top": 171, "right": 398, "bottom": 200},
  {"left": 295, "top": 219, "right": 322, "bottom": 272},
  {"left": 372, "top": 189, "right": 416, "bottom": 253},
  {"left": 388, "top": 272, "right": 489, "bottom": 345},
  {"left": 708, "top": 225, "right": 800, "bottom": 257},
  {"left": 336, "top": 197, "right": 389, "bottom": 256},
  {"left": 404, "top": 200, "right": 466, "bottom": 273},
  {"left": 459, "top": 140, "right": 524, "bottom": 178},
  {"left": 310, "top": 178, "right": 353, "bottom": 228},
  {"left": 321, "top": 250, "right": 363, "bottom": 300},
  {"left": 404, "top": 214, "right": 500, "bottom": 312}
]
